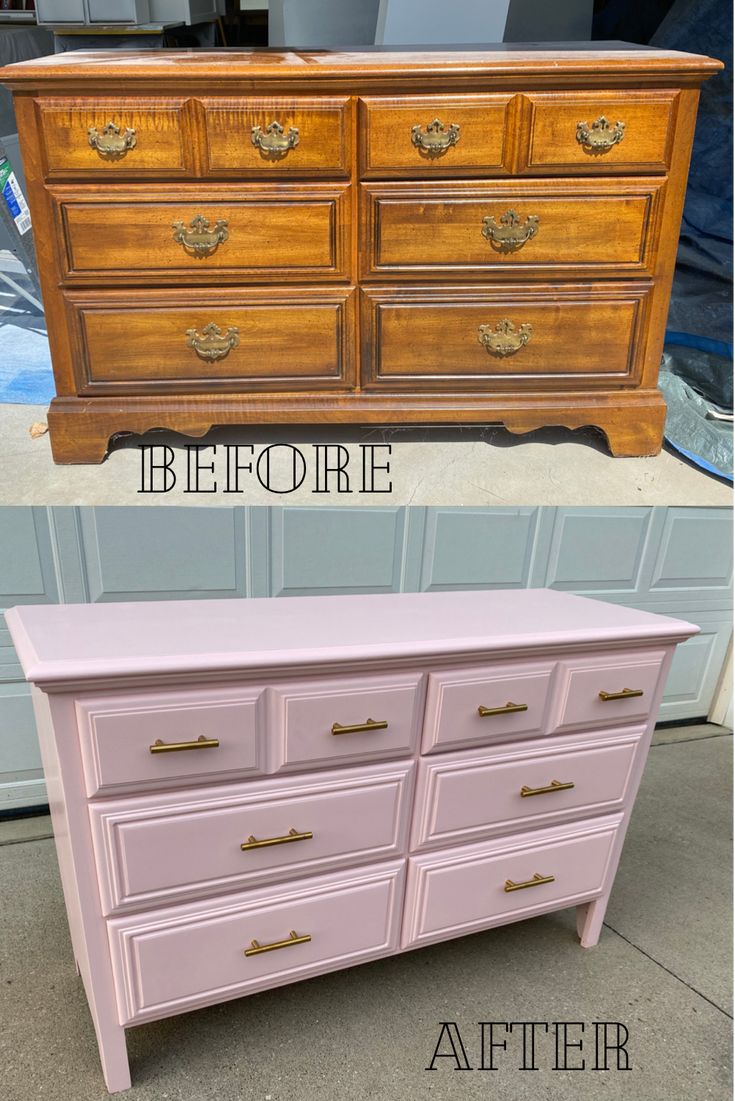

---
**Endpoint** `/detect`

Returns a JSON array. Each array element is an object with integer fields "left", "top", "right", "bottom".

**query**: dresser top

[
  {"left": 7, "top": 589, "right": 696, "bottom": 688},
  {"left": 0, "top": 42, "right": 722, "bottom": 87}
]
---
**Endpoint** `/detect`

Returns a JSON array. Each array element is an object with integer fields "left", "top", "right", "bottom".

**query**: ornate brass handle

[
  {"left": 172, "top": 215, "right": 229, "bottom": 258},
  {"left": 240, "top": 828, "right": 313, "bottom": 851},
  {"left": 478, "top": 702, "right": 528, "bottom": 717},
  {"left": 185, "top": 322, "right": 240, "bottom": 363},
  {"left": 576, "top": 116, "right": 625, "bottom": 153},
  {"left": 520, "top": 779, "right": 575, "bottom": 798},
  {"left": 478, "top": 319, "right": 533, "bottom": 358},
  {"left": 599, "top": 688, "right": 644, "bottom": 701},
  {"left": 331, "top": 718, "right": 388, "bottom": 735},
  {"left": 482, "top": 209, "right": 540, "bottom": 252},
  {"left": 88, "top": 121, "right": 137, "bottom": 158},
  {"left": 411, "top": 118, "right": 461, "bottom": 154},
  {"left": 251, "top": 121, "right": 300, "bottom": 156},
  {"left": 149, "top": 735, "right": 219, "bottom": 754},
  {"left": 504, "top": 872, "right": 555, "bottom": 893},
  {"left": 244, "top": 929, "right": 311, "bottom": 957}
]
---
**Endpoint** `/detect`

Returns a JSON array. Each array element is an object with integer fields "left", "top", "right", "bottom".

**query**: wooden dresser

[
  {"left": 8, "top": 589, "right": 696, "bottom": 1091},
  {"left": 0, "top": 45, "right": 722, "bottom": 463}
]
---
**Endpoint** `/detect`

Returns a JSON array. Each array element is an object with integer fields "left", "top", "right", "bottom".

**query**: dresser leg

[
  {"left": 576, "top": 895, "right": 609, "bottom": 948},
  {"left": 47, "top": 413, "right": 112, "bottom": 465},
  {"left": 94, "top": 1021, "right": 131, "bottom": 1094},
  {"left": 597, "top": 405, "right": 666, "bottom": 458}
]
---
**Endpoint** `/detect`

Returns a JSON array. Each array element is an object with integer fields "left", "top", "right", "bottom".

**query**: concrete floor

[
  {"left": 1, "top": 404, "right": 731, "bottom": 506},
  {"left": 0, "top": 724, "right": 731, "bottom": 1101}
]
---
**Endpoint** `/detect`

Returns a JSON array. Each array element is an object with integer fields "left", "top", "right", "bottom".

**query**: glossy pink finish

[{"left": 6, "top": 589, "right": 698, "bottom": 1093}]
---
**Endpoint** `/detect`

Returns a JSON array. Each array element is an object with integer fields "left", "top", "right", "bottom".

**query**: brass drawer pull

[
  {"left": 251, "top": 120, "right": 300, "bottom": 156},
  {"left": 576, "top": 115, "right": 625, "bottom": 153},
  {"left": 331, "top": 718, "right": 388, "bottom": 735},
  {"left": 477, "top": 701, "right": 528, "bottom": 717},
  {"left": 504, "top": 872, "right": 555, "bottom": 893},
  {"left": 599, "top": 687, "right": 644, "bottom": 701},
  {"left": 482, "top": 209, "right": 540, "bottom": 252},
  {"left": 411, "top": 117, "right": 461, "bottom": 154},
  {"left": 149, "top": 735, "right": 219, "bottom": 754},
  {"left": 478, "top": 319, "right": 533, "bottom": 358},
  {"left": 172, "top": 215, "right": 229, "bottom": 258},
  {"left": 520, "top": 779, "right": 575, "bottom": 798},
  {"left": 185, "top": 321, "right": 240, "bottom": 363},
  {"left": 241, "top": 828, "right": 313, "bottom": 851},
  {"left": 244, "top": 929, "right": 311, "bottom": 957},
  {"left": 88, "top": 121, "right": 137, "bottom": 158}
]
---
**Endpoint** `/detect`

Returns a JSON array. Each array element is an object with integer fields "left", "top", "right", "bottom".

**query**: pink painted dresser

[{"left": 7, "top": 589, "right": 697, "bottom": 1092}]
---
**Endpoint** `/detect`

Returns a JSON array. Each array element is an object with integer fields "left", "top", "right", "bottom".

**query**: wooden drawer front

[
  {"left": 421, "top": 661, "right": 555, "bottom": 754},
  {"left": 37, "top": 98, "right": 193, "bottom": 179},
  {"left": 202, "top": 97, "right": 350, "bottom": 177},
  {"left": 71, "top": 289, "right": 355, "bottom": 392},
  {"left": 109, "top": 861, "right": 405, "bottom": 1023},
  {"left": 412, "top": 730, "right": 642, "bottom": 851},
  {"left": 362, "top": 284, "right": 650, "bottom": 391},
  {"left": 402, "top": 816, "right": 621, "bottom": 948},
  {"left": 554, "top": 650, "right": 666, "bottom": 734},
  {"left": 361, "top": 179, "right": 664, "bottom": 279},
  {"left": 523, "top": 91, "right": 677, "bottom": 175},
  {"left": 268, "top": 673, "right": 423, "bottom": 773},
  {"left": 76, "top": 687, "right": 265, "bottom": 797},
  {"left": 91, "top": 761, "right": 414, "bottom": 914},
  {"left": 55, "top": 184, "right": 351, "bottom": 283},
  {"left": 360, "top": 95, "right": 511, "bottom": 177}
]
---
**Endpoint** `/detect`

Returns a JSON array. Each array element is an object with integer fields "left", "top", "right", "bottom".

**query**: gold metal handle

[
  {"left": 251, "top": 121, "right": 300, "bottom": 156},
  {"left": 244, "top": 929, "right": 311, "bottom": 957},
  {"left": 331, "top": 718, "right": 388, "bottom": 736},
  {"left": 149, "top": 735, "right": 220, "bottom": 754},
  {"left": 520, "top": 779, "right": 575, "bottom": 798},
  {"left": 172, "top": 215, "right": 229, "bottom": 258},
  {"left": 482, "top": 209, "right": 540, "bottom": 252},
  {"left": 478, "top": 319, "right": 533, "bottom": 358},
  {"left": 88, "top": 121, "right": 137, "bottom": 158},
  {"left": 185, "top": 321, "right": 240, "bottom": 363},
  {"left": 411, "top": 118, "right": 461, "bottom": 154},
  {"left": 599, "top": 688, "right": 644, "bottom": 701},
  {"left": 240, "top": 828, "right": 313, "bottom": 851},
  {"left": 504, "top": 872, "right": 555, "bottom": 893},
  {"left": 576, "top": 116, "right": 625, "bottom": 153},
  {"left": 478, "top": 701, "right": 529, "bottom": 717}
]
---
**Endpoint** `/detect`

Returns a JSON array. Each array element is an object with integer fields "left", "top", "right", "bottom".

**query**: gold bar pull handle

[
  {"left": 331, "top": 718, "right": 388, "bottom": 736},
  {"left": 504, "top": 872, "right": 555, "bottom": 893},
  {"left": 598, "top": 688, "right": 644, "bottom": 702},
  {"left": 478, "top": 701, "right": 528, "bottom": 718},
  {"left": 520, "top": 779, "right": 575, "bottom": 798},
  {"left": 149, "top": 735, "right": 219, "bottom": 754},
  {"left": 244, "top": 929, "right": 311, "bottom": 957},
  {"left": 240, "top": 828, "right": 313, "bottom": 852}
]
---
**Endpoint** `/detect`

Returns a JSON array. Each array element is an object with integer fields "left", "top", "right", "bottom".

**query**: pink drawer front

[
  {"left": 76, "top": 686, "right": 265, "bottom": 797},
  {"left": 554, "top": 650, "right": 666, "bottom": 733},
  {"left": 90, "top": 760, "right": 414, "bottom": 914},
  {"left": 108, "top": 861, "right": 405, "bottom": 1024},
  {"left": 268, "top": 672, "right": 423, "bottom": 772},
  {"left": 422, "top": 661, "right": 555, "bottom": 754},
  {"left": 402, "top": 815, "right": 622, "bottom": 949},
  {"left": 411, "top": 729, "right": 642, "bottom": 851}
]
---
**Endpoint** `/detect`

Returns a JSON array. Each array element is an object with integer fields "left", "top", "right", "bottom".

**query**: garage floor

[{"left": 0, "top": 724, "right": 731, "bottom": 1101}]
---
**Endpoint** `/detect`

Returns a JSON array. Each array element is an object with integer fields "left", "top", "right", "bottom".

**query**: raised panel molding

[
  {"left": 0, "top": 508, "right": 59, "bottom": 683},
  {"left": 650, "top": 508, "right": 733, "bottom": 595},
  {"left": 543, "top": 507, "right": 658, "bottom": 594},
  {"left": 418, "top": 508, "right": 543, "bottom": 591}
]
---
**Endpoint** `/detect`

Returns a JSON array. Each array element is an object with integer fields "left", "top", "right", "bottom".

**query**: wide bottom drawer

[
  {"left": 402, "top": 815, "right": 622, "bottom": 948},
  {"left": 108, "top": 861, "right": 405, "bottom": 1024}
]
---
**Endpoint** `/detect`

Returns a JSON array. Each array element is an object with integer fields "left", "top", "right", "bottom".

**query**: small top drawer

[
  {"left": 76, "top": 686, "right": 265, "bottom": 796},
  {"left": 268, "top": 672, "right": 423, "bottom": 772},
  {"left": 422, "top": 661, "right": 555, "bottom": 754},
  {"left": 360, "top": 95, "right": 512, "bottom": 177},
  {"left": 201, "top": 97, "right": 351, "bottom": 177},
  {"left": 523, "top": 91, "right": 677, "bottom": 175},
  {"left": 37, "top": 98, "right": 194, "bottom": 179},
  {"left": 554, "top": 650, "right": 666, "bottom": 733}
]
